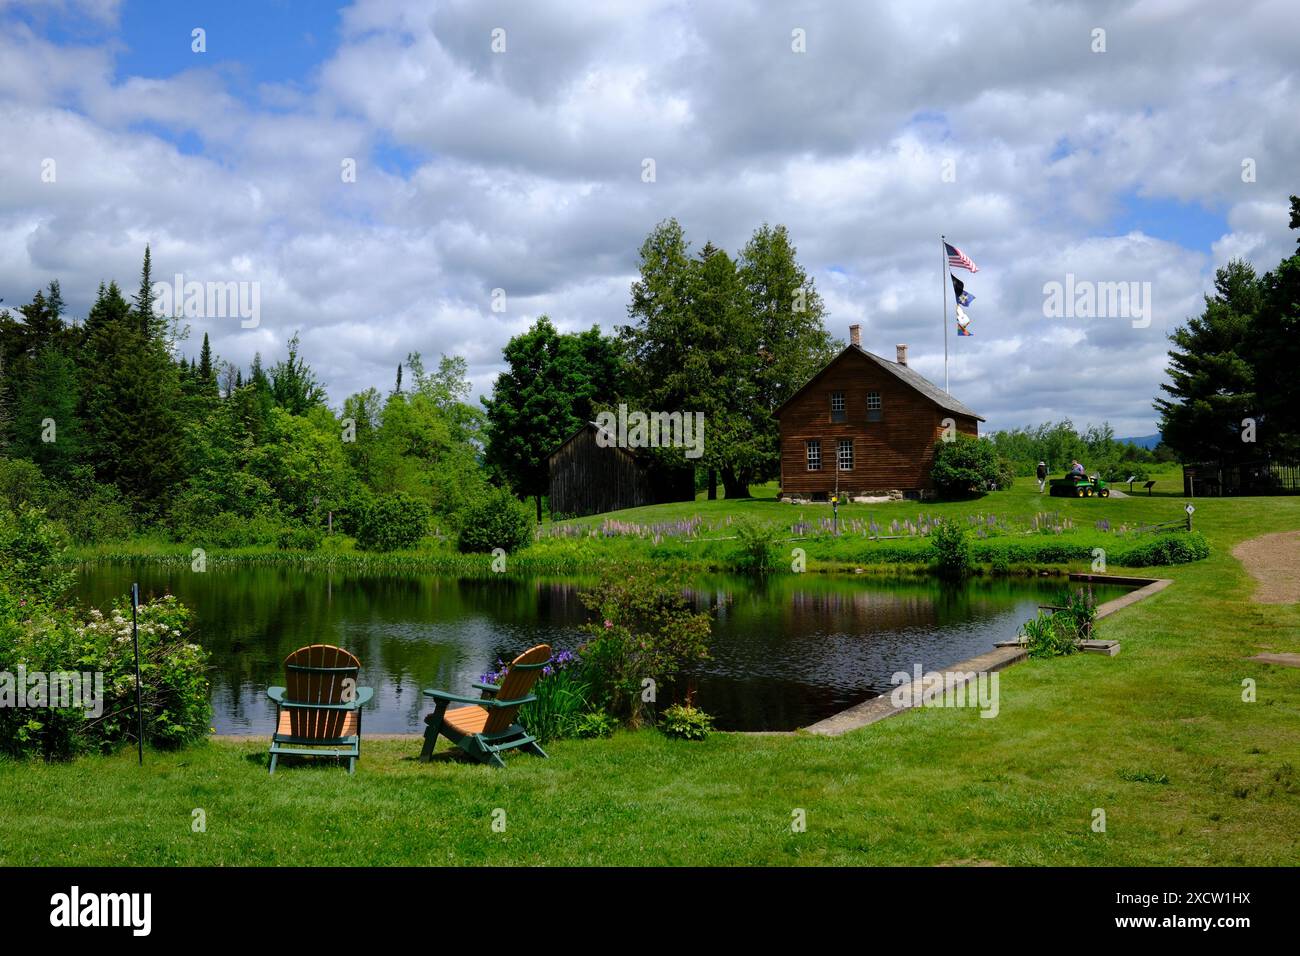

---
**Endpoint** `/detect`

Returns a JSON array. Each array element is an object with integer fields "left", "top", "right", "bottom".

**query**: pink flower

[{"left": 604, "top": 619, "right": 613, "bottom": 629}]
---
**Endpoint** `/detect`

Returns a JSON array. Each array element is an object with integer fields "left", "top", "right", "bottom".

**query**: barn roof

[
  {"left": 549, "top": 420, "right": 644, "bottom": 461},
  {"left": 776, "top": 344, "right": 985, "bottom": 422}
]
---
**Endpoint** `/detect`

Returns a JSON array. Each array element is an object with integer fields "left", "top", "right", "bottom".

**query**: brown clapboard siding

[{"left": 778, "top": 346, "right": 979, "bottom": 496}]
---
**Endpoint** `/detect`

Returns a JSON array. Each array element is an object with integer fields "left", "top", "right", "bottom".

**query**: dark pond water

[{"left": 74, "top": 565, "right": 1128, "bottom": 733}]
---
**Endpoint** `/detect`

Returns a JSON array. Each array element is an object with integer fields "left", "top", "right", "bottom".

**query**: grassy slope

[
  {"left": 6, "top": 475, "right": 1299, "bottom": 866},
  {"left": 69, "top": 464, "right": 1200, "bottom": 573}
]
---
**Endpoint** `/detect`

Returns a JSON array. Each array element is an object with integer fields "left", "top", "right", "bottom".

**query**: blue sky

[{"left": 2, "top": 0, "right": 1297, "bottom": 436}]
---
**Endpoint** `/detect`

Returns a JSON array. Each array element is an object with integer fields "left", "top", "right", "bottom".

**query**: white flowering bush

[
  {"left": 74, "top": 595, "right": 210, "bottom": 752},
  {"left": 1, "top": 591, "right": 210, "bottom": 760}
]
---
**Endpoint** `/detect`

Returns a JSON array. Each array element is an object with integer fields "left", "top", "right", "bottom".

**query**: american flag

[{"left": 944, "top": 241, "right": 978, "bottom": 273}]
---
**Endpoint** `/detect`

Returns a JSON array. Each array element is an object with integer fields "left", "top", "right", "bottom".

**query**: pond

[{"left": 74, "top": 565, "right": 1129, "bottom": 733}]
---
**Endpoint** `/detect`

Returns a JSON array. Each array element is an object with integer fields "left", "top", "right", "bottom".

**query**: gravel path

[{"left": 1232, "top": 530, "right": 1300, "bottom": 604}]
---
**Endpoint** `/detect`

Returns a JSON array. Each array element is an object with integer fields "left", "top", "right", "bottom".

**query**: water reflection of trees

[{"left": 74, "top": 566, "right": 1127, "bottom": 733}]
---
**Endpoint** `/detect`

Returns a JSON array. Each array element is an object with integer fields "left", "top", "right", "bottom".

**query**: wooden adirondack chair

[
  {"left": 267, "top": 644, "right": 374, "bottom": 774},
  {"left": 419, "top": 644, "right": 551, "bottom": 768}
]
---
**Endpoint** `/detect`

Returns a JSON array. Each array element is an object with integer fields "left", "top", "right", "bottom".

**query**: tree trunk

[
  {"left": 707, "top": 469, "right": 717, "bottom": 500},
  {"left": 721, "top": 468, "right": 750, "bottom": 500}
]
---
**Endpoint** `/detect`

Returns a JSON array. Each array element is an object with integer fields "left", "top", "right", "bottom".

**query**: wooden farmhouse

[
  {"left": 547, "top": 422, "right": 695, "bottom": 518},
  {"left": 776, "top": 325, "right": 984, "bottom": 500}
]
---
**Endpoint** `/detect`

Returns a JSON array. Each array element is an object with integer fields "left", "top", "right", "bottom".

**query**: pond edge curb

[{"left": 798, "top": 573, "right": 1173, "bottom": 738}]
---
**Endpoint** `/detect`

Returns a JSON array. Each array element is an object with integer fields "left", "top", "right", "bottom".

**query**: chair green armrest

[
  {"left": 488, "top": 693, "right": 537, "bottom": 708},
  {"left": 422, "top": 688, "right": 536, "bottom": 709},
  {"left": 423, "top": 688, "right": 494, "bottom": 706},
  {"left": 268, "top": 686, "right": 373, "bottom": 708},
  {"left": 276, "top": 699, "right": 361, "bottom": 711},
  {"left": 472, "top": 681, "right": 500, "bottom": 695}
]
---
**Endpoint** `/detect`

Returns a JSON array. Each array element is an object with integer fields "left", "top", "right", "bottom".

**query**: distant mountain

[{"left": 1117, "top": 433, "right": 1162, "bottom": 450}]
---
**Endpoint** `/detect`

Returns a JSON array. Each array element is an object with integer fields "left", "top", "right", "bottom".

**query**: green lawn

[
  {"left": 69, "top": 463, "right": 1205, "bottom": 575},
  {"left": 4, "top": 481, "right": 1298, "bottom": 866}
]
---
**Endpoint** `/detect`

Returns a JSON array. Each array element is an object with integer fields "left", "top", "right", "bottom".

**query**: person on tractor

[{"left": 1070, "top": 459, "right": 1085, "bottom": 476}]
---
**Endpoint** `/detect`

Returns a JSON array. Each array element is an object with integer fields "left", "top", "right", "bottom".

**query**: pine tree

[
  {"left": 1154, "top": 259, "right": 1260, "bottom": 466},
  {"left": 1247, "top": 196, "right": 1300, "bottom": 457},
  {"left": 78, "top": 280, "right": 183, "bottom": 514},
  {"left": 132, "top": 244, "right": 162, "bottom": 338},
  {"left": 269, "top": 333, "right": 326, "bottom": 414}
]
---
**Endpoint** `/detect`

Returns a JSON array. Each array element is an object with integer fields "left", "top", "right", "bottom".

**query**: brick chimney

[
  {"left": 849, "top": 324, "right": 861, "bottom": 348},
  {"left": 896, "top": 344, "right": 908, "bottom": 366}
]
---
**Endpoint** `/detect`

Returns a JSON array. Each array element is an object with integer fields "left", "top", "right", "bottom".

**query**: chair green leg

[
  {"left": 522, "top": 740, "right": 548, "bottom": 759},
  {"left": 420, "top": 701, "right": 449, "bottom": 761},
  {"left": 269, "top": 753, "right": 278, "bottom": 775}
]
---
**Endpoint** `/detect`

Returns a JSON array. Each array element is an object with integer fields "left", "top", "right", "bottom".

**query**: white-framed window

[
  {"left": 867, "top": 391, "right": 882, "bottom": 422},
  {"left": 806, "top": 439, "right": 821, "bottom": 471},
  {"left": 830, "top": 390, "right": 845, "bottom": 422},
  {"left": 838, "top": 438, "right": 854, "bottom": 471}
]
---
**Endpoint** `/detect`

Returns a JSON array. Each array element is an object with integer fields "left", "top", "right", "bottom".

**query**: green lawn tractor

[{"left": 1048, "top": 474, "right": 1110, "bottom": 498}]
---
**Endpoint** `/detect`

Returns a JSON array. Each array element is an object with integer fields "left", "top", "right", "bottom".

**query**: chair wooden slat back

[
  {"left": 484, "top": 644, "right": 550, "bottom": 734},
  {"left": 283, "top": 644, "right": 361, "bottom": 740}
]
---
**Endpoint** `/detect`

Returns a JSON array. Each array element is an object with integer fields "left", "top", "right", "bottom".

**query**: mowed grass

[{"left": 6, "top": 480, "right": 1299, "bottom": 866}]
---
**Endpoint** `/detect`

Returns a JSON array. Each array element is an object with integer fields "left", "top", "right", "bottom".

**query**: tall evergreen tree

[
  {"left": 269, "top": 333, "right": 326, "bottom": 415},
  {"left": 1154, "top": 259, "right": 1261, "bottom": 466},
  {"left": 78, "top": 278, "right": 183, "bottom": 513},
  {"left": 1245, "top": 196, "right": 1300, "bottom": 458},
  {"left": 132, "top": 244, "right": 164, "bottom": 338},
  {"left": 620, "top": 219, "right": 834, "bottom": 497}
]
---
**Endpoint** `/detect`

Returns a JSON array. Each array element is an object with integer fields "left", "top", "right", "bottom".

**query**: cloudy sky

[{"left": 2, "top": 0, "right": 1297, "bottom": 436}]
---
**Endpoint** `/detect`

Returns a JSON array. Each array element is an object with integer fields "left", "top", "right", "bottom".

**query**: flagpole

[{"left": 940, "top": 234, "right": 949, "bottom": 393}]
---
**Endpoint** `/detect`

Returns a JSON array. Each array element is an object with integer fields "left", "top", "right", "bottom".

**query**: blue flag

[{"left": 951, "top": 274, "right": 974, "bottom": 307}]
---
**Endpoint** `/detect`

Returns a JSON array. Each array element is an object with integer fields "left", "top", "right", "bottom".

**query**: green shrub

[
  {"left": 1118, "top": 531, "right": 1209, "bottom": 566},
  {"left": 180, "top": 510, "right": 283, "bottom": 549},
  {"left": 994, "top": 457, "right": 1018, "bottom": 490},
  {"left": 929, "top": 519, "right": 971, "bottom": 579},
  {"left": 276, "top": 524, "right": 323, "bottom": 551},
  {"left": 0, "top": 593, "right": 210, "bottom": 760},
  {"left": 48, "top": 478, "right": 134, "bottom": 544},
  {"left": 455, "top": 486, "right": 534, "bottom": 554},
  {"left": 1055, "top": 587, "right": 1098, "bottom": 641},
  {"left": 931, "top": 434, "right": 1003, "bottom": 498},
  {"left": 659, "top": 702, "right": 714, "bottom": 740},
  {"left": 572, "top": 710, "right": 618, "bottom": 739},
  {"left": 0, "top": 505, "right": 72, "bottom": 607},
  {"left": 732, "top": 519, "right": 780, "bottom": 575},
  {"left": 355, "top": 492, "right": 431, "bottom": 552},
  {"left": 1020, "top": 610, "right": 1077, "bottom": 659},
  {"left": 578, "top": 568, "right": 714, "bottom": 726},
  {"left": 1098, "top": 460, "right": 1149, "bottom": 483},
  {"left": 502, "top": 650, "right": 589, "bottom": 743},
  {"left": 0, "top": 457, "right": 46, "bottom": 513}
]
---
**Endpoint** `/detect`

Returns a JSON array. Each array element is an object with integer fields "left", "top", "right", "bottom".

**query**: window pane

[
  {"left": 838, "top": 439, "right": 853, "bottom": 471},
  {"left": 806, "top": 439, "right": 821, "bottom": 471}
]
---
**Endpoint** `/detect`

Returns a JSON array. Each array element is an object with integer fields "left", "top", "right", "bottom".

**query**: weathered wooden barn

[
  {"left": 776, "top": 325, "right": 984, "bottom": 499},
  {"left": 547, "top": 422, "right": 696, "bottom": 517}
]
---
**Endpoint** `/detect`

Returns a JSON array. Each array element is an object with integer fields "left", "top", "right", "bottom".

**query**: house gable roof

[{"left": 775, "top": 345, "right": 985, "bottom": 422}]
